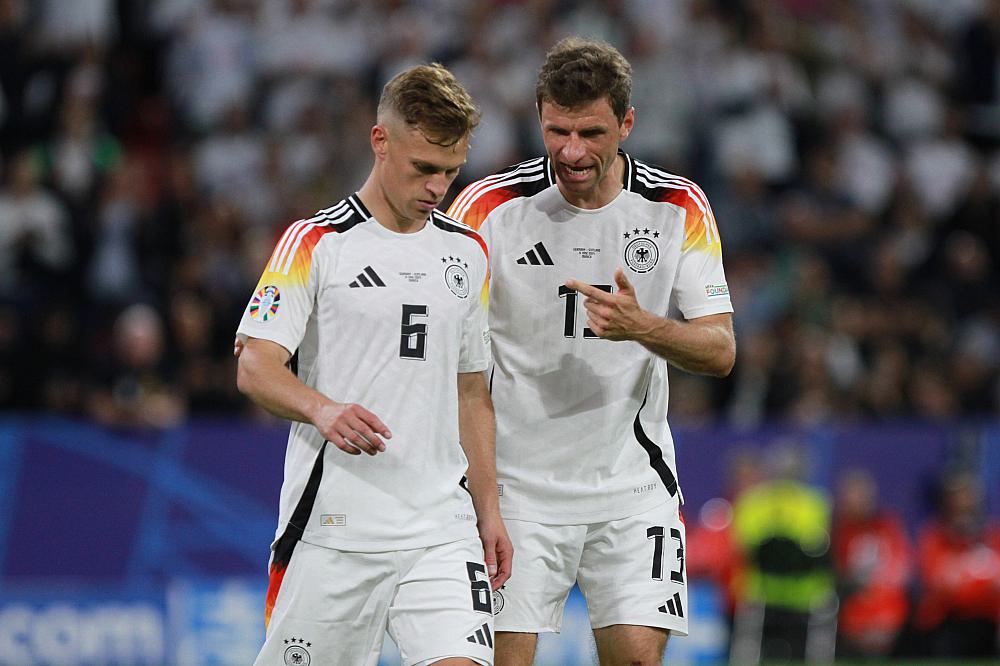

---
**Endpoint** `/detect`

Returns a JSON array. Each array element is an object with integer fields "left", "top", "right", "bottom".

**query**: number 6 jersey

[
  {"left": 237, "top": 195, "right": 490, "bottom": 552},
  {"left": 448, "top": 152, "right": 734, "bottom": 524}
]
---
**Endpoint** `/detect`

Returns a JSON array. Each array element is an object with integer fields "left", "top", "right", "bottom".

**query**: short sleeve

[
  {"left": 458, "top": 249, "right": 490, "bottom": 373},
  {"left": 671, "top": 201, "right": 734, "bottom": 320},
  {"left": 236, "top": 220, "right": 331, "bottom": 355}
]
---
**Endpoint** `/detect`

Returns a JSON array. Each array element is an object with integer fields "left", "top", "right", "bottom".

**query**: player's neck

[
  {"left": 356, "top": 178, "right": 427, "bottom": 235},
  {"left": 556, "top": 153, "right": 625, "bottom": 210}
]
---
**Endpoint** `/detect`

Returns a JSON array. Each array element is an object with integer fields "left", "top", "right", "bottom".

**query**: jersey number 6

[
  {"left": 400, "top": 304, "right": 428, "bottom": 360},
  {"left": 465, "top": 562, "right": 492, "bottom": 614}
]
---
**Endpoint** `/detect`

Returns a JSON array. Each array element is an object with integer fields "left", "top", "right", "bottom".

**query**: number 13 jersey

[
  {"left": 237, "top": 195, "right": 490, "bottom": 552},
  {"left": 448, "top": 153, "right": 734, "bottom": 524}
]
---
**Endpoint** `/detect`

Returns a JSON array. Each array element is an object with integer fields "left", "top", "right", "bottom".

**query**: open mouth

[{"left": 561, "top": 164, "right": 594, "bottom": 181}]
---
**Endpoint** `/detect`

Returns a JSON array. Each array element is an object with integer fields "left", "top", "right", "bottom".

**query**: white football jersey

[
  {"left": 448, "top": 153, "right": 733, "bottom": 524},
  {"left": 238, "top": 195, "right": 490, "bottom": 554}
]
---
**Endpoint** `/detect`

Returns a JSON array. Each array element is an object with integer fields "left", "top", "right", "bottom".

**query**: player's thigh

[
  {"left": 494, "top": 631, "right": 538, "bottom": 666},
  {"left": 493, "top": 518, "right": 586, "bottom": 633},
  {"left": 593, "top": 624, "right": 669, "bottom": 666},
  {"left": 577, "top": 501, "right": 688, "bottom": 637},
  {"left": 254, "top": 540, "right": 396, "bottom": 666},
  {"left": 389, "top": 538, "right": 496, "bottom": 666}
]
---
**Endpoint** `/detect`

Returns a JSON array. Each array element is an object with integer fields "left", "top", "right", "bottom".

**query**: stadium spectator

[
  {"left": 832, "top": 468, "right": 913, "bottom": 658},
  {"left": 914, "top": 470, "right": 1000, "bottom": 658},
  {"left": 730, "top": 442, "right": 837, "bottom": 663},
  {"left": 0, "top": 0, "right": 995, "bottom": 426},
  {"left": 0, "top": 149, "right": 73, "bottom": 300},
  {"left": 86, "top": 302, "right": 185, "bottom": 428}
]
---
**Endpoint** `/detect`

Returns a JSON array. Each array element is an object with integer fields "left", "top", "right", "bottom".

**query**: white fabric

[
  {"left": 256, "top": 538, "right": 494, "bottom": 666},
  {"left": 237, "top": 199, "right": 490, "bottom": 552},
  {"left": 449, "top": 154, "right": 733, "bottom": 524},
  {"left": 493, "top": 500, "right": 688, "bottom": 635}
]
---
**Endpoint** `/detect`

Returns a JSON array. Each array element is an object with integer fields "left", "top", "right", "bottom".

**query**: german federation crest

[
  {"left": 283, "top": 637, "right": 311, "bottom": 665},
  {"left": 493, "top": 587, "right": 505, "bottom": 614},
  {"left": 250, "top": 285, "right": 281, "bottom": 321},
  {"left": 443, "top": 256, "right": 470, "bottom": 298},
  {"left": 624, "top": 236, "right": 659, "bottom": 273}
]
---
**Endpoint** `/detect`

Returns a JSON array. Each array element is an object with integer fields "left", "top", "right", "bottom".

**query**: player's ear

[
  {"left": 619, "top": 107, "right": 635, "bottom": 141},
  {"left": 371, "top": 124, "right": 389, "bottom": 158}
]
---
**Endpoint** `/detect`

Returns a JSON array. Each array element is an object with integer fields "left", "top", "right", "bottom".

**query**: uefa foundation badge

[{"left": 250, "top": 285, "right": 281, "bottom": 322}]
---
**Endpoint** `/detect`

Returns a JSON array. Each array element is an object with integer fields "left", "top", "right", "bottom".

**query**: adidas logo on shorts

[
  {"left": 465, "top": 622, "right": 493, "bottom": 647},
  {"left": 658, "top": 592, "right": 684, "bottom": 618}
]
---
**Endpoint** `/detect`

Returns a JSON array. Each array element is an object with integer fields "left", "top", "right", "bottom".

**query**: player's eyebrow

[
  {"left": 413, "top": 160, "right": 462, "bottom": 173},
  {"left": 544, "top": 122, "right": 608, "bottom": 135}
]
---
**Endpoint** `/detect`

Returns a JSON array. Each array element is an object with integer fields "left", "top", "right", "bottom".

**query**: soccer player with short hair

[
  {"left": 448, "top": 38, "right": 736, "bottom": 665},
  {"left": 237, "top": 64, "right": 511, "bottom": 666}
]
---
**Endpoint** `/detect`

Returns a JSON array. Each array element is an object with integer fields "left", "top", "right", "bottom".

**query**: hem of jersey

[
  {"left": 589, "top": 617, "right": 689, "bottom": 636},
  {"left": 681, "top": 303, "right": 734, "bottom": 319},
  {"left": 458, "top": 361, "right": 489, "bottom": 373},
  {"left": 494, "top": 622, "right": 562, "bottom": 635},
  {"left": 235, "top": 328, "right": 299, "bottom": 358},
  {"left": 299, "top": 525, "right": 479, "bottom": 553},
  {"left": 499, "top": 492, "right": 673, "bottom": 525}
]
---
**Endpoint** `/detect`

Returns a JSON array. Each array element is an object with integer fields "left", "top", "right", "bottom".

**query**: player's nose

[
  {"left": 426, "top": 174, "right": 448, "bottom": 199},
  {"left": 562, "top": 134, "right": 586, "bottom": 162}
]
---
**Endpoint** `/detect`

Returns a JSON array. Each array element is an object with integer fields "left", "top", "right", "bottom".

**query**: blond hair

[{"left": 378, "top": 64, "right": 480, "bottom": 147}]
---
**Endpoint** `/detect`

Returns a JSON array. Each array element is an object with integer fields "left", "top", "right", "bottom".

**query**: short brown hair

[
  {"left": 378, "top": 64, "right": 480, "bottom": 147},
  {"left": 535, "top": 37, "right": 632, "bottom": 123}
]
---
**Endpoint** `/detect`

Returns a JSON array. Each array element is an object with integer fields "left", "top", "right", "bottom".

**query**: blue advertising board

[{"left": 0, "top": 416, "right": 996, "bottom": 665}]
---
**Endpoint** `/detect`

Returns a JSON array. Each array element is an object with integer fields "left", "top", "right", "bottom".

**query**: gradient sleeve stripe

[
  {"left": 634, "top": 172, "right": 721, "bottom": 252},
  {"left": 255, "top": 224, "right": 339, "bottom": 295},
  {"left": 270, "top": 203, "right": 352, "bottom": 275},
  {"left": 447, "top": 161, "right": 547, "bottom": 224},
  {"left": 447, "top": 157, "right": 545, "bottom": 218},
  {"left": 634, "top": 164, "right": 720, "bottom": 245}
]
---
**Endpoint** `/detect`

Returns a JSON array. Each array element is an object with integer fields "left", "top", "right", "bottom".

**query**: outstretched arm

[
  {"left": 236, "top": 336, "right": 392, "bottom": 455},
  {"left": 565, "top": 267, "right": 735, "bottom": 376},
  {"left": 457, "top": 370, "right": 512, "bottom": 590}
]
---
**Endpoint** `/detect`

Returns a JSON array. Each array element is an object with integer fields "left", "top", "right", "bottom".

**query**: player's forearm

[
  {"left": 236, "top": 344, "right": 330, "bottom": 425},
  {"left": 632, "top": 313, "right": 736, "bottom": 377},
  {"left": 457, "top": 372, "right": 501, "bottom": 518}
]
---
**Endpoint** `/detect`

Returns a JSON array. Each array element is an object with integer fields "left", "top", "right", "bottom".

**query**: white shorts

[
  {"left": 255, "top": 538, "right": 495, "bottom": 666},
  {"left": 493, "top": 500, "right": 687, "bottom": 636}
]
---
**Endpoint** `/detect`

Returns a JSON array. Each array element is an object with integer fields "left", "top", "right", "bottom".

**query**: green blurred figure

[{"left": 729, "top": 442, "right": 837, "bottom": 664}]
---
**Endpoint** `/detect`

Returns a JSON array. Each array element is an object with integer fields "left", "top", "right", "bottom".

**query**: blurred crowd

[
  {"left": 687, "top": 444, "right": 1000, "bottom": 660},
  {"left": 1, "top": 0, "right": 999, "bottom": 427}
]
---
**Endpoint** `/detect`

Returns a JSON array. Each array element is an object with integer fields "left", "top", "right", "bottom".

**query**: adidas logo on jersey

[
  {"left": 515, "top": 242, "right": 554, "bottom": 265},
  {"left": 658, "top": 592, "right": 685, "bottom": 618},
  {"left": 465, "top": 622, "right": 493, "bottom": 647},
  {"left": 348, "top": 266, "right": 386, "bottom": 288}
]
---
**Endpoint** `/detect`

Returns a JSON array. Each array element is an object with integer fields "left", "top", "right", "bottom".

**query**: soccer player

[
  {"left": 447, "top": 38, "right": 736, "bottom": 665},
  {"left": 236, "top": 64, "right": 512, "bottom": 666}
]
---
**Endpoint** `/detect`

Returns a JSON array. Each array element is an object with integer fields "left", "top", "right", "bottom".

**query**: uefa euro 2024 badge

[
  {"left": 250, "top": 285, "right": 281, "bottom": 322},
  {"left": 622, "top": 227, "right": 660, "bottom": 274},
  {"left": 442, "top": 256, "right": 470, "bottom": 298},
  {"left": 283, "top": 636, "right": 311, "bottom": 665}
]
